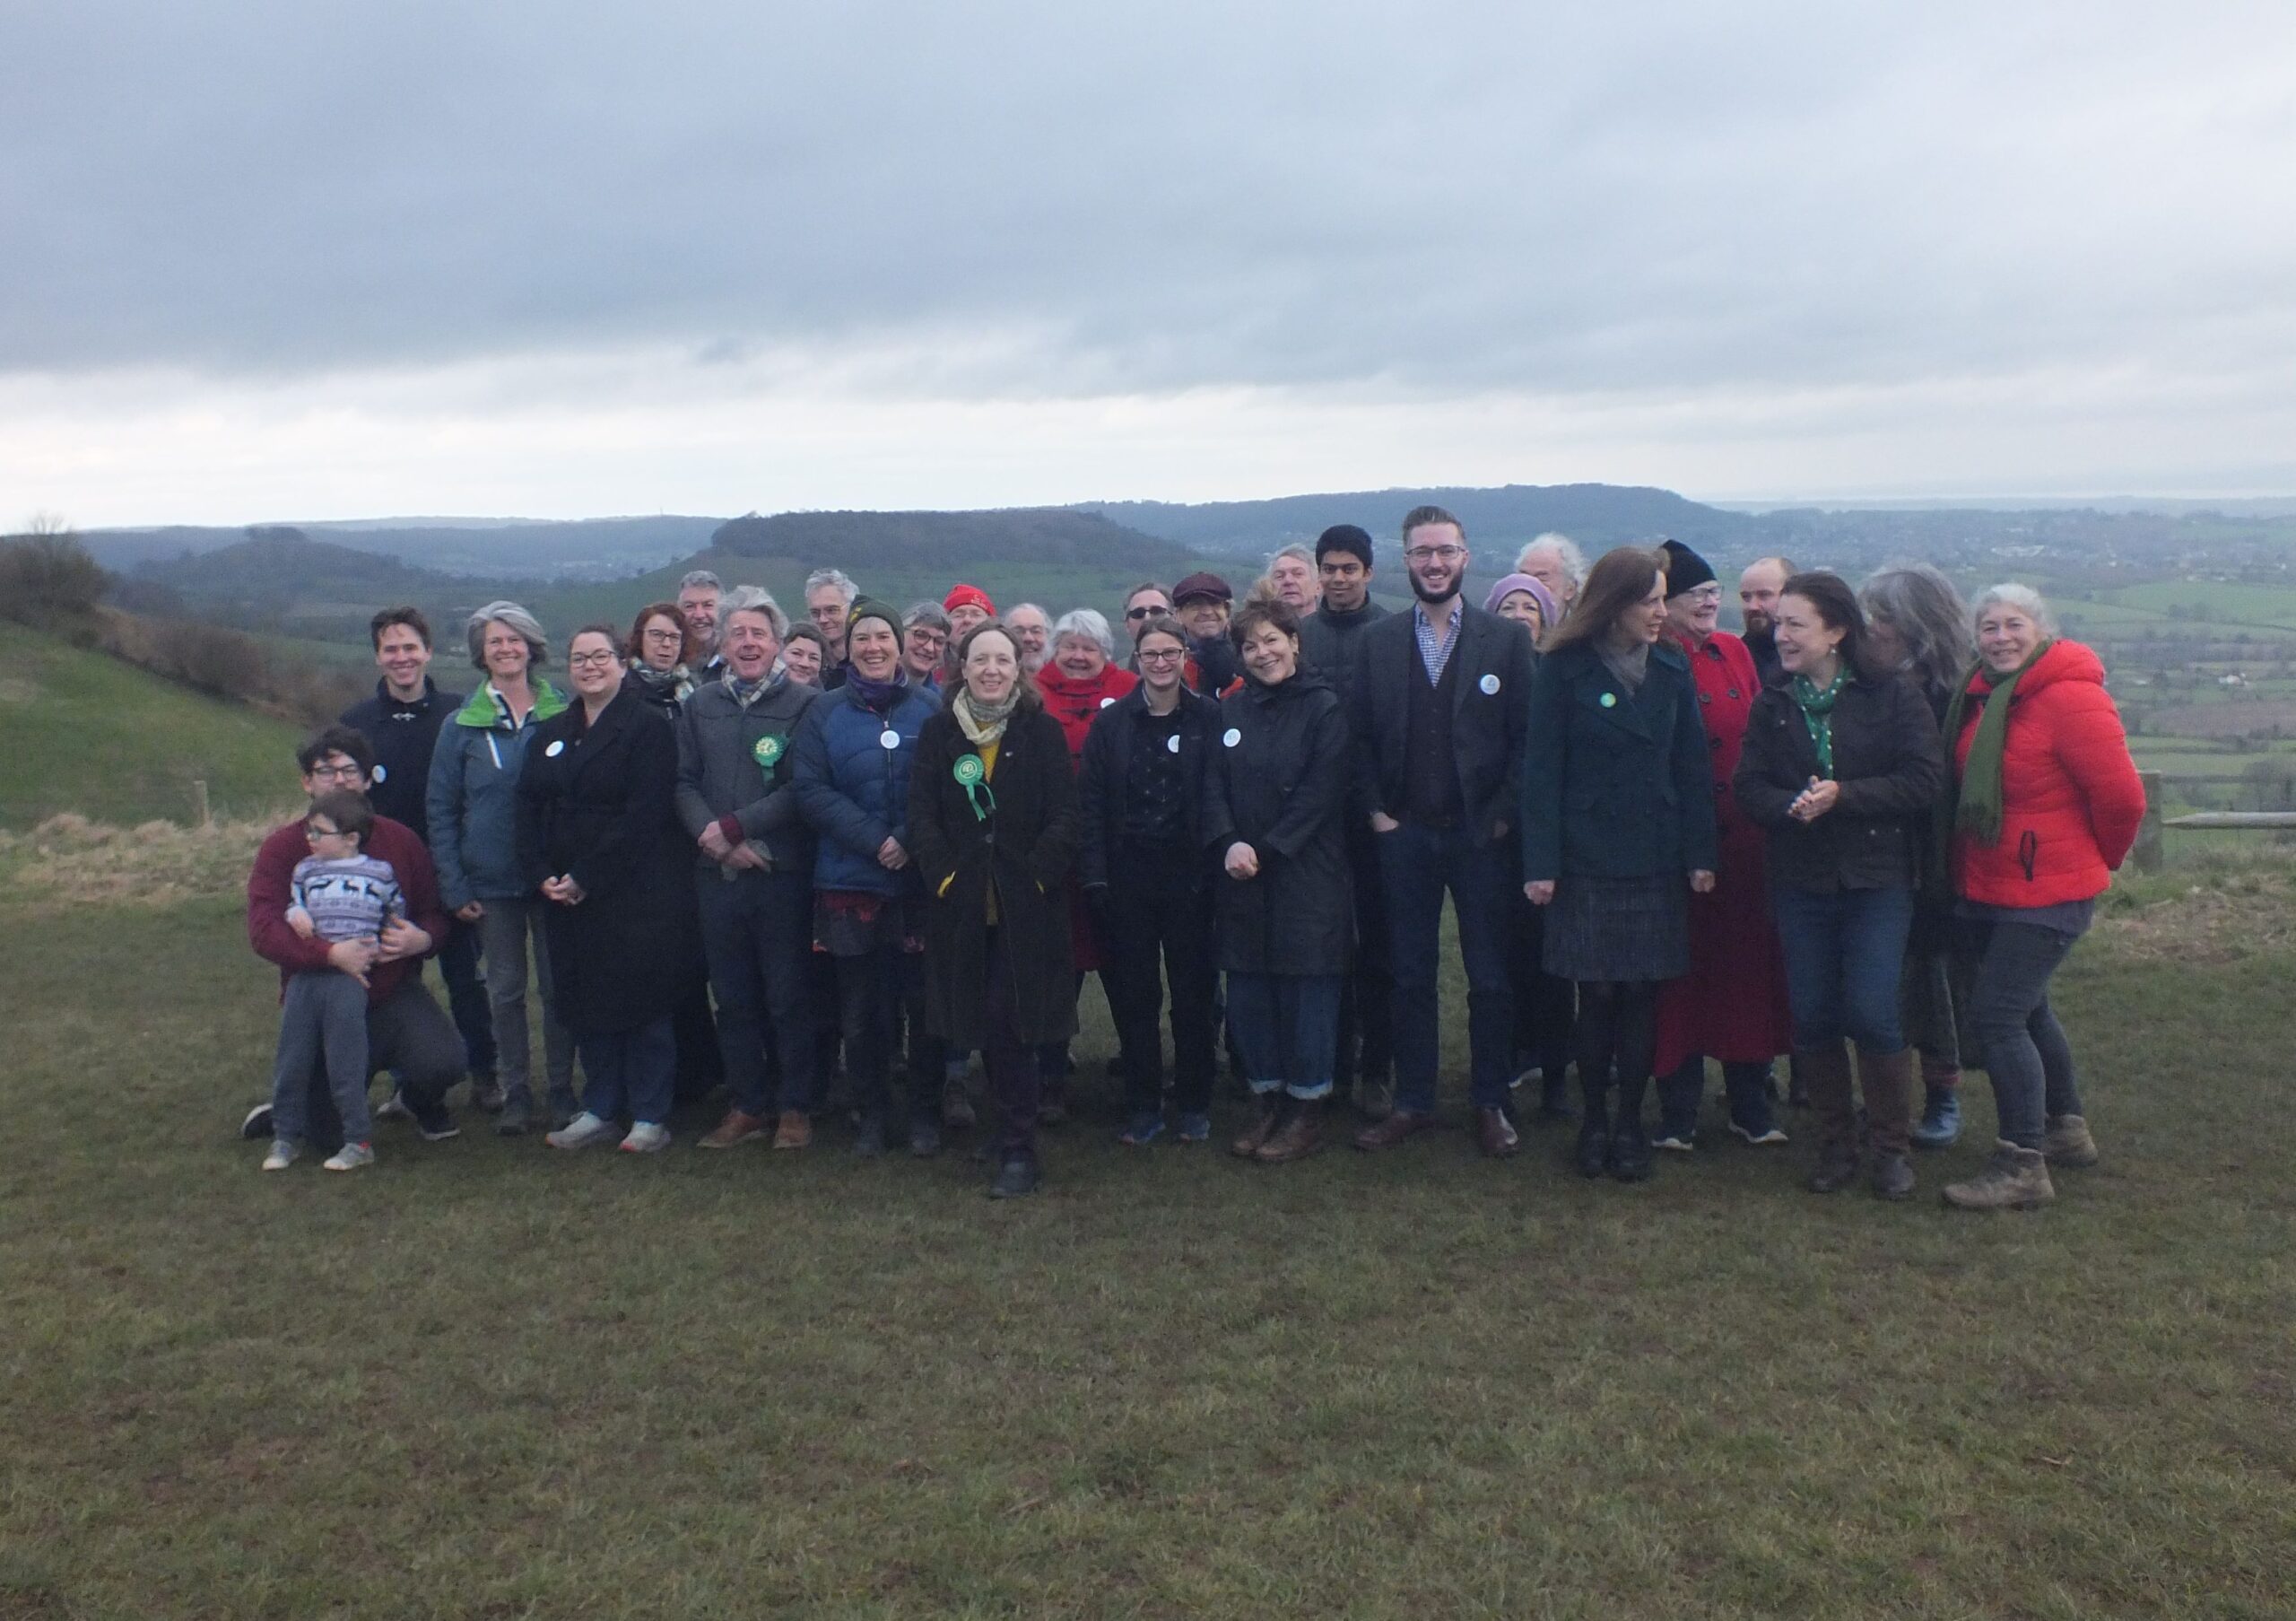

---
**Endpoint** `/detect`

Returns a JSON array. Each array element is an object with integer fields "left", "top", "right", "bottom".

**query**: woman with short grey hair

[{"left": 427, "top": 601, "right": 577, "bottom": 1135}]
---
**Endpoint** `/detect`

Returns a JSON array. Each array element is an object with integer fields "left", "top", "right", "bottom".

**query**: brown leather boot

[
  {"left": 1799, "top": 1043, "right": 1859, "bottom": 1192},
  {"left": 1255, "top": 1101, "right": 1324, "bottom": 1163},
  {"left": 1231, "top": 1096, "right": 1281, "bottom": 1158},
  {"left": 1858, "top": 1046, "right": 1917, "bottom": 1200}
]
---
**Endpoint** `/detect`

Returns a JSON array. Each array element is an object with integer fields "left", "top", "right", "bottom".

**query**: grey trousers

[
  {"left": 477, "top": 897, "right": 578, "bottom": 1116},
  {"left": 271, "top": 971, "right": 373, "bottom": 1145}
]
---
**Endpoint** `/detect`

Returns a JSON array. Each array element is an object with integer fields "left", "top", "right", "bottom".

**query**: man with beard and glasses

[{"left": 1350, "top": 506, "right": 1536, "bottom": 1158}]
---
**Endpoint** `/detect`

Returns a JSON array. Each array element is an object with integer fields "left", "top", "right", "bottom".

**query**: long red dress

[
  {"left": 1035, "top": 661, "right": 1138, "bottom": 972},
  {"left": 1655, "top": 628, "right": 1795, "bottom": 1072}
]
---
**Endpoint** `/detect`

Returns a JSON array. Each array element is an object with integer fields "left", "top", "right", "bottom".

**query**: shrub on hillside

[
  {"left": 97, "top": 610, "right": 364, "bottom": 728},
  {"left": 0, "top": 530, "right": 110, "bottom": 631}
]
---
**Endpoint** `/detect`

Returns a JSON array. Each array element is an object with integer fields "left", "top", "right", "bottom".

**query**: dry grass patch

[{"left": 0, "top": 811, "right": 286, "bottom": 911}]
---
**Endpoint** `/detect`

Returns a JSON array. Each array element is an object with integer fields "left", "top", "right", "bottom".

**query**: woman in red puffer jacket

[
  {"left": 1031, "top": 609, "right": 1137, "bottom": 1114},
  {"left": 1939, "top": 584, "right": 2144, "bottom": 1212}
]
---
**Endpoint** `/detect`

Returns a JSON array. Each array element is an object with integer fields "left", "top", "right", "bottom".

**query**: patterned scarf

[
  {"left": 952, "top": 685, "right": 1020, "bottom": 748},
  {"left": 1790, "top": 668, "right": 1847, "bottom": 779}
]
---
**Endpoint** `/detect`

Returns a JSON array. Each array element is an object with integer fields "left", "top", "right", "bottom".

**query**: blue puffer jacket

[
  {"left": 425, "top": 681, "right": 570, "bottom": 909},
  {"left": 790, "top": 679, "right": 940, "bottom": 896}
]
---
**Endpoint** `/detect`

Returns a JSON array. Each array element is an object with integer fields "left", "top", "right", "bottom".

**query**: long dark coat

[
  {"left": 514, "top": 682, "right": 689, "bottom": 1037},
  {"left": 1200, "top": 670, "right": 1352, "bottom": 977},
  {"left": 907, "top": 703, "right": 1082, "bottom": 1050}
]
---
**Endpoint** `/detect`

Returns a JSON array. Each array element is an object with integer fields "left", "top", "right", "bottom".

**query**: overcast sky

[{"left": 5, "top": 2, "right": 2293, "bottom": 525}]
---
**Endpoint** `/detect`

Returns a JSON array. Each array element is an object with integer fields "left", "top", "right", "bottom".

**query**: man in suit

[{"left": 1351, "top": 506, "right": 1536, "bottom": 1156}]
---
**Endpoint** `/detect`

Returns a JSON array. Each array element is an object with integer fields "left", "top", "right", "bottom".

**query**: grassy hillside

[
  {"left": 0, "top": 623, "right": 301, "bottom": 829},
  {"left": 0, "top": 840, "right": 2291, "bottom": 1616}
]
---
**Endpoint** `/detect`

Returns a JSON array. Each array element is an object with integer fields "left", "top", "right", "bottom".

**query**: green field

[
  {"left": 0, "top": 623, "right": 302, "bottom": 829},
  {"left": 3, "top": 829, "right": 2292, "bottom": 1617},
  {"left": 2103, "top": 580, "right": 2296, "bottom": 632}
]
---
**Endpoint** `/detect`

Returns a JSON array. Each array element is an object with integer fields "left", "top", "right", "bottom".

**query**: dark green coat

[
  {"left": 907, "top": 704, "right": 1081, "bottom": 1049},
  {"left": 1520, "top": 639, "right": 1718, "bottom": 885}
]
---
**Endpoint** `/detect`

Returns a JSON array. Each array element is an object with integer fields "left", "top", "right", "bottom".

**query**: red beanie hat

[{"left": 943, "top": 583, "right": 996, "bottom": 617}]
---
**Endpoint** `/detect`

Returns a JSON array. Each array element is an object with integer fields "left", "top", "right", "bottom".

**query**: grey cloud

[{"left": 4, "top": 0, "right": 2292, "bottom": 405}]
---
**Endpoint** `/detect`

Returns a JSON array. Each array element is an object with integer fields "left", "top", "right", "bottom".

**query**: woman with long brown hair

[{"left": 1519, "top": 548, "right": 1718, "bottom": 1183}]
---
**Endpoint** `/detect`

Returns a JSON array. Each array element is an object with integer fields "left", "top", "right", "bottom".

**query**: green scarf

[
  {"left": 1790, "top": 668, "right": 1847, "bottom": 779},
  {"left": 1941, "top": 640, "right": 2052, "bottom": 850}
]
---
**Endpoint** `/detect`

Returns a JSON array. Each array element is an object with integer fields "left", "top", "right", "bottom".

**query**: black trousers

[
  {"left": 1335, "top": 827, "right": 1393, "bottom": 1096},
  {"left": 1100, "top": 844, "right": 1218, "bottom": 1117}
]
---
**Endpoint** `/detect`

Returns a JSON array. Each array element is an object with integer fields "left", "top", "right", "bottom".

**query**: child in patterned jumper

[{"left": 263, "top": 790, "right": 402, "bottom": 1172}]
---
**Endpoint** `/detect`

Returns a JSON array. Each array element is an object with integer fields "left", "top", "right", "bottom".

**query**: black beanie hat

[
  {"left": 845, "top": 597, "right": 905, "bottom": 648},
  {"left": 1657, "top": 539, "right": 1716, "bottom": 597},
  {"left": 1315, "top": 523, "right": 1374, "bottom": 569}
]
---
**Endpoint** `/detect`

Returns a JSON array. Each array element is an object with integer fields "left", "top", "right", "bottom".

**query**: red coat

[
  {"left": 1034, "top": 662, "right": 1135, "bottom": 971},
  {"left": 247, "top": 814, "right": 450, "bottom": 1008},
  {"left": 1657, "top": 630, "right": 1794, "bottom": 1070},
  {"left": 1950, "top": 640, "right": 2144, "bottom": 907},
  {"left": 1036, "top": 663, "right": 1139, "bottom": 760}
]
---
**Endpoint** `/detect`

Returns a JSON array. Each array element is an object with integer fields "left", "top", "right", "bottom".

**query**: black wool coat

[
  {"left": 1201, "top": 671, "right": 1352, "bottom": 977},
  {"left": 1519, "top": 639, "right": 1719, "bottom": 885},
  {"left": 907, "top": 704, "right": 1081, "bottom": 1050},
  {"left": 514, "top": 683, "right": 690, "bottom": 1037},
  {"left": 1735, "top": 667, "right": 1944, "bottom": 893}
]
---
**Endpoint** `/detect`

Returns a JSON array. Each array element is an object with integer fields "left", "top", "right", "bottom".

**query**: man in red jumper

[{"left": 242, "top": 724, "right": 466, "bottom": 1148}]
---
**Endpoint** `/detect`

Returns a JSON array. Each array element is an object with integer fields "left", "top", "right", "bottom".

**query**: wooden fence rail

[{"left": 2133, "top": 770, "right": 2296, "bottom": 871}]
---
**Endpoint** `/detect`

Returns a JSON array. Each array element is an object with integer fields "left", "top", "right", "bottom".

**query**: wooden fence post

[
  {"left": 191, "top": 779, "right": 211, "bottom": 829},
  {"left": 2133, "top": 769, "right": 2164, "bottom": 873}
]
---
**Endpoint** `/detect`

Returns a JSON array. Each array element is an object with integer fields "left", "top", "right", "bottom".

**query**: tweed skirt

[{"left": 1542, "top": 873, "right": 1690, "bottom": 984}]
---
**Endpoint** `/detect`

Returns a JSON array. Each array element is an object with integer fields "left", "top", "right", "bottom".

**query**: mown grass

[
  {"left": 2, "top": 845, "right": 2292, "bottom": 1618},
  {"left": 0, "top": 623, "right": 302, "bottom": 829}
]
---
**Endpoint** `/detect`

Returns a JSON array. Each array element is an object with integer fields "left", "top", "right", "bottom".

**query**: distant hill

[
  {"left": 83, "top": 516, "right": 721, "bottom": 579},
  {"left": 1074, "top": 483, "right": 1778, "bottom": 559},
  {"left": 122, "top": 528, "right": 493, "bottom": 642},
  {"left": 708, "top": 507, "right": 1194, "bottom": 571},
  {"left": 0, "top": 623, "right": 300, "bottom": 829}
]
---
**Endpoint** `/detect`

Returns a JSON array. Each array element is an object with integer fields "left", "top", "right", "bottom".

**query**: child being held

[{"left": 263, "top": 789, "right": 402, "bottom": 1172}]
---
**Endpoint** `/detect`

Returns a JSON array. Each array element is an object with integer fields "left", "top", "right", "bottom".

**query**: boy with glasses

[{"left": 263, "top": 789, "right": 404, "bottom": 1172}]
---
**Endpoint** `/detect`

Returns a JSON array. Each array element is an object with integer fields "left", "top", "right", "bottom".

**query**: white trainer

[
  {"left": 323, "top": 1142, "right": 376, "bottom": 1172},
  {"left": 261, "top": 1139, "right": 298, "bottom": 1172},
  {"left": 619, "top": 1121, "right": 671, "bottom": 1154},
  {"left": 545, "top": 1111, "right": 618, "bottom": 1150}
]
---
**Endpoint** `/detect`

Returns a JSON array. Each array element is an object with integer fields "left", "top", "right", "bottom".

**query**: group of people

[{"left": 248, "top": 510, "right": 2146, "bottom": 1207}]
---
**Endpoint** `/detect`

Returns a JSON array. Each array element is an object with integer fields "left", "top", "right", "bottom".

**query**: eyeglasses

[
  {"left": 307, "top": 762, "right": 365, "bottom": 782},
  {"left": 1125, "top": 605, "right": 1166, "bottom": 620},
  {"left": 1404, "top": 545, "right": 1465, "bottom": 565},
  {"left": 642, "top": 628, "right": 683, "bottom": 643},
  {"left": 1678, "top": 584, "right": 1724, "bottom": 604},
  {"left": 568, "top": 650, "right": 620, "bottom": 669},
  {"left": 305, "top": 823, "right": 344, "bottom": 841},
  {"left": 1138, "top": 648, "right": 1186, "bottom": 664}
]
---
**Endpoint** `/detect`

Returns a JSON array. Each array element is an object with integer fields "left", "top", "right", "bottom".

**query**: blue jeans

[
  {"left": 271, "top": 970, "right": 374, "bottom": 1145},
  {"left": 698, "top": 869, "right": 819, "bottom": 1118},
  {"left": 1226, "top": 972, "right": 1342, "bottom": 1101},
  {"left": 1380, "top": 822, "right": 1516, "bottom": 1113},
  {"left": 576, "top": 1017, "right": 675, "bottom": 1127},
  {"left": 1958, "top": 917, "right": 2084, "bottom": 1150},
  {"left": 1770, "top": 885, "right": 1917, "bottom": 1053}
]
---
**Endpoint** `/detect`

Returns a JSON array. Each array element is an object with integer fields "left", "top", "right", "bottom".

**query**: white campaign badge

[
  {"left": 1222, "top": 728, "right": 1241, "bottom": 747},
  {"left": 545, "top": 740, "right": 566, "bottom": 757},
  {"left": 1100, "top": 696, "right": 1116, "bottom": 708},
  {"left": 879, "top": 729, "right": 900, "bottom": 750},
  {"left": 1166, "top": 734, "right": 1182, "bottom": 754},
  {"left": 1480, "top": 674, "right": 1500, "bottom": 695},
  {"left": 371, "top": 763, "right": 387, "bottom": 783}
]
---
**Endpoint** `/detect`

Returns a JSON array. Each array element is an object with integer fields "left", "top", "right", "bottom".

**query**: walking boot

[
  {"left": 2043, "top": 1114, "right": 2100, "bottom": 1168},
  {"left": 1231, "top": 1094, "right": 1282, "bottom": 1159},
  {"left": 1575, "top": 1072, "right": 1612, "bottom": 1179},
  {"left": 1256, "top": 1099, "right": 1324, "bottom": 1163},
  {"left": 1858, "top": 1046, "right": 1918, "bottom": 1201},
  {"left": 1943, "top": 1140, "right": 2055, "bottom": 1210},
  {"left": 1609, "top": 1072, "right": 1653, "bottom": 1183},
  {"left": 1912, "top": 1082, "right": 1962, "bottom": 1151},
  {"left": 1799, "top": 1043, "right": 1859, "bottom": 1193}
]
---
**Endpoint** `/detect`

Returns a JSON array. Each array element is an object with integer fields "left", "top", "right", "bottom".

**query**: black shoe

[
  {"left": 239, "top": 1102, "right": 274, "bottom": 1141},
  {"left": 1608, "top": 1122, "right": 1653, "bottom": 1183},
  {"left": 854, "top": 1111, "right": 886, "bottom": 1159},
  {"left": 909, "top": 1119, "right": 942, "bottom": 1159},
  {"left": 1575, "top": 1117, "right": 1610, "bottom": 1178},
  {"left": 988, "top": 1157, "right": 1041, "bottom": 1199},
  {"left": 494, "top": 1099, "right": 530, "bottom": 1137},
  {"left": 1807, "top": 1146, "right": 1859, "bottom": 1193},
  {"left": 412, "top": 1105, "right": 460, "bottom": 1143}
]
